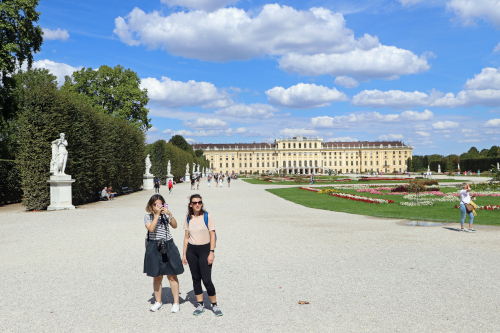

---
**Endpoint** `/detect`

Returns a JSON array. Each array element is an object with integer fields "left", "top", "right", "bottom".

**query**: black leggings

[
  {"left": 155, "top": 186, "right": 159, "bottom": 193},
  {"left": 186, "top": 243, "right": 216, "bottom": 296}
]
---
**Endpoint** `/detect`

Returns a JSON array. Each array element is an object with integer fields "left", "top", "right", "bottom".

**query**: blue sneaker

[
  {"left": 193, "top": 304, "right": 204, "bottom": 316},
  {"left": 212, "top": 305, "right": 223, "bottom": 316}
]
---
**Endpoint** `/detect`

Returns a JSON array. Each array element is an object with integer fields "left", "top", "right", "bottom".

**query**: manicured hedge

[
  {"left": 0, "top": 160, "right": 23, "bottom": 206},
  {"left": 15, "top": 69, "right": 146, "bottom": 210},
  {"left": 146, "top": 140, "right": 209, "bottom": 183},
  {"left": 430, "top": 157, "right": 500, "bottom": 173}
]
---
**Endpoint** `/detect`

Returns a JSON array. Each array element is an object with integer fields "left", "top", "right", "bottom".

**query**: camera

[{"left": 157, "top": 239, "right": 168, "bottom": 254}]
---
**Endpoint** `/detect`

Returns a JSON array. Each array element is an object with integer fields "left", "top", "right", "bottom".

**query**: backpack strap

[{"left": 204, "top": 212, "right": 209, "bottom": 229}]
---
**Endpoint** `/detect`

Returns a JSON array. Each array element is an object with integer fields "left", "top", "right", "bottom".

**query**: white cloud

[
  {"left": 432, "top": 121, "right": 459, "bottom": 129},
  {"left": 334, "top": 76, "right": 359, "bottom": 88},
  {"left": 162, "top": 129, "right": 224, "bottom": 137},
  {"left": 352, "top": 89, "right": 436, "bottom": 108},
  {"left": 147, "top": 126, "right": 159, "bottom": 133},
  {"left": 114, "top": 5, "right": 429, "bottom": 79},
  {"left": 265, "top": 83, "right": 348, "bottom": 109},
  {"left": 141, "top": 76, "right": 233, "bottom": 108},
  {"left": 463, "top": 67, "right": 500, "bottom": 90},
  {"left": 311, "top": 110, "right": 433, "bottom": 128},
  {"left": 327, "top": 136, "right": 359, "bottom": 141},
  {"left": 494, "top": 42, "right": 500, "bottom": 53},
  {"left": 378, "top": 134, "right": 404, "bottom": 140},
  {"left": 447, "top": 0, "right": 500, "bottom": 27},
  {"left": 185, "top": 138, "right": 196, "bottom": 143},
  {"left": 279, "top": 128, "right": 319, "bottom": 137},
  {"left": 27, "top": 59, "right": 82, "bottom": 85},
  {"left": 183, "top": 118, "right": 229, "bottom": 129},
  {"left": 161, "top": 0, "right": 237, "bottom": 11},
  {"left": 458, "top": 139, "right": 481, "bottom": 143},
  {"left": 214, "top": 103, "right": 279, "bottom": 118},
  {"left": 279, "top": 45, "right": 430, "bottom": 79},
  {"left": 432, "top": 89, "right": 500, "bottom": 107},
  {"left": 398, "top": 0, "right": 427, "bottom": 6},
  {"left": 416, "top": 131, "right": 431, "bottom": 136},
  {"left": 42, "top": 28, "right": 70, "bottom": 41},
  {"left": 353, "top": 67, "right": 500, "bottom": 108},
  {"left": 484, "top": 118, "right": 500, "bottom": 127},
  {"left": 225, "top": 127, "right": 247, "bottom": 135}
]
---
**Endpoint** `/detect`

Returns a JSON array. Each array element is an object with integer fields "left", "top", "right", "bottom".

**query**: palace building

[{"left": 192, "top": 135, "right": 413, "bottom": 175}]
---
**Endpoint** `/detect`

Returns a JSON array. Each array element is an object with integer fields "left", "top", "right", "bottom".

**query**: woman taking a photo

[
  {"left": 144, "top": 194, "right": 184, "bottom": 312},
  {"left": 183, "top": 194, "right": 223, "bottom": 316},
  {"left": 459, "top": 183, "right": 475, "bottom": 232}
]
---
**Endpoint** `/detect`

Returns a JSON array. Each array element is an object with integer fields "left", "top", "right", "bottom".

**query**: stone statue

[
  {"left": 197, "top": 164, "right": 200, "bottom": 173},
  {"left": 186, "top": 163, "right": 190, "bottom": 174},
  {"left": 192, "top": 162, "right": 196, "bottom": 174},
  {"left": 50, "top": 133, "right": 69, "bottom": 175},
  {"left": 497, "top": 162, "right": 499, "bottom": 170},
  {"left": 145, "top": 154, "right": 152, "bottom": 175},
  {"left": 427, "top": 165, "right": 430, "bottom": 173},
  {"left": 438, "top": 164, "right": 441, "bottom": 173},
  {"left": 167, "top": 160, "right": 171, "bottom": 176},
  {"left": 458, "top": 163, "right": 460, "bottom": 170}
]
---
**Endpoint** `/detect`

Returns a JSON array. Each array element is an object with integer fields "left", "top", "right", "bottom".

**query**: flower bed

[
  {"left": 358, "top": 177, "right": 412, "bottom": 181},
  {"left": 329, "top": 192, "right": 395, "bottom": 204},
  {"left": 454, "top": 205, "right": 500, "bottom": 210}
]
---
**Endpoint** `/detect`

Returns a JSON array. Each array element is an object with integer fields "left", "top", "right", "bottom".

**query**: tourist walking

[
  {"left": 182, "top": 194, "right": 223, "bottom": 316},
  {"left": 191, "top": 175, "right": 196, "bottom": 190},
  {"left": 154, "top": 177, "right": 160, "bottom": 193},
  {"left": 214, "top": 174, "right": 218, "bottom": 187},
  {"left": 143, "top": 194, "right": 184, "bottom": 312},
  {"left": 219, "top": 174, "right": 223, "bottom": 187},
  {"left": 196, "top": 174, "right": 200, "bottom": 190},
  {"left": 459, "top": 183, "right": 475, "bottom": 232},
  {"left": 227, "top": 175, "right": 231, "bottom": 187},
  {"left": 168, "top": 179, "right": 173, "bottom": 194},
  {"left": 207, "top": 174, "right": 211, "bottom": 187}
]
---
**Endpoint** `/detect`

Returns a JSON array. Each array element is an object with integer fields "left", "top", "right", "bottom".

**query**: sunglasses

[{"left": 191, "top": 201, "right": 202, "bottom": 205}]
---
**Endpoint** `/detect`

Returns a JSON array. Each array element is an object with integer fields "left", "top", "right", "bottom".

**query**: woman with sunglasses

[{"left": 182, "top": 194, "right": 223, "bottom": 316}]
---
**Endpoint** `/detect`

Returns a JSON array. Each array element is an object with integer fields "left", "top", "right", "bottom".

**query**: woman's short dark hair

[
  {"left": 146, "top": 194, "right": 165, "bottom": 214},
  {"left": 187, "top": 194, "right": 205, "bottom": 218}
]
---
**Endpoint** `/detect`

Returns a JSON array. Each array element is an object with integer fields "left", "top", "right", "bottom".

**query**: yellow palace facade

[{"left": 192, "top": 135, "right": 413, "bottom": 175}]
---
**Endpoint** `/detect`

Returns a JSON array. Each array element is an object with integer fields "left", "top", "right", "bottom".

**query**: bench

[{"left": 122, "top": 187, "right": 133, "bottom": 195}]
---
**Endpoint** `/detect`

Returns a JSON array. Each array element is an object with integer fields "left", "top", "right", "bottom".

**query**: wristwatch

[{"left": 210, "top": 250, "right": 215, "bottom": 252}]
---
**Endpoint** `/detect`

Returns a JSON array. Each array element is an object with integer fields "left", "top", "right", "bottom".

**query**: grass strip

[{"left": 266, "top": 187, "right": 500, "bottom": 225}]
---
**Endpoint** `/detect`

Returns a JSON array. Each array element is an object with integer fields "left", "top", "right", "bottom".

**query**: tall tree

[
  {"left": 467, "top": 147, "right": 480, "bottom": 157},
  {"left": 0, "top": 0, "right": 43, "bottom": 158},
  {"left": 0, "top": 0, "right": 43, "bottom": 82},
  {"left": 63, "top": 65, "right": 151, "bottom": 129},
  {"left": 488, "top": 145, "right": 499, "bottom": 157},
  {"left": 169, "top": 135, "right": 194, "bottom": 154}
]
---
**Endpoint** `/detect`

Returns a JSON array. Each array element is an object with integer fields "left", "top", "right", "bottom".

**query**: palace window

[
  {"left": 245, "top": 163, "right": 247, "bottom": 167},
  {"left": 220, "top": 163, "right": 222, "bottom": 167},
  {"left": 232, "top": 163, "right": 234, "bottom": 167},
  {"left": 314, "top": 143, "right": 317, "bottom": 148},
  {"left": 257, "top": 162, "right": 259, "bottom": 167},
  {"left": 226, "top": 163, "right": 228, "bottom": 167},
  {"left": 288, "top": 143, "right": 291, "bottom": 148},
  {"left": 283, "top": 143, "right": 285, "bottom": 148},
  {"left": 309, "top": 143, "right": 312, "bottom": 148},
  {"left": 211, "top": 163, "right": 214, "bottom": 168},
  {"left": 250, "top": 163, "right": 252, "bottom": 167},
  {"left": 299, "top": 143, "right": 301, "bottom": 148}
]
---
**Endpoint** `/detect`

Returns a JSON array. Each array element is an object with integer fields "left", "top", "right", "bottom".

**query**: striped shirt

[{"left": 144, "top": 214, "right": 173, "bottom": 241}]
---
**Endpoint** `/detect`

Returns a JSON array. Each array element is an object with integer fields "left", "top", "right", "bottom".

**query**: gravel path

[{"left": 1, "top": 179, "right": 499, "bottom": 332}]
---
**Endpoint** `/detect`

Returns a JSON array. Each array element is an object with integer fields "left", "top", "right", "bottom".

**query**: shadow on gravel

[
  {"left": 148, "top": 288, "right": 211, "bottom": 308},
  {"left": 443, "top": 227, "right": 464, "bottom": 232}
]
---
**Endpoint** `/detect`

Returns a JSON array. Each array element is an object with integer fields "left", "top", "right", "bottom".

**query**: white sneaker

[
  {"left": 171, "top": 303, "right": 180, "bottom": 313},
  {"left": 150, "top": 302, "right": 163, "bottom": 312}
]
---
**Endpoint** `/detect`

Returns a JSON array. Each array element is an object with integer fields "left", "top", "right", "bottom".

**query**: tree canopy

[
  {"left": 63, "top": 65, "right": 151, "bottom": 129},
  {"left": 0, "top": 0, "right": 43, "bottom": 81},
  {"left": 169, "top": 135, "right": 193, "bottom": 154}
]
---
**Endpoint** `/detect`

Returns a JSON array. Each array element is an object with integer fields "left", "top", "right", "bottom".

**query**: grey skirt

[{"left": 144, "top": 238, "right": 184, "bottom": 277}]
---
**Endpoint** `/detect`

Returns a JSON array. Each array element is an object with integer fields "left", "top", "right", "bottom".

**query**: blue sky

[{"left": 34, "top": 0, "right": 500, "bottom": 155}]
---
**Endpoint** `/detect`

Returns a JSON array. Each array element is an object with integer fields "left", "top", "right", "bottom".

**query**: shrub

[
  {"left": 391, "top": 185, "right": 408, "bottom": 193},
  {"left": 422, "top": 180, "right": 438, "bottom": 186},
  {"left": 0, "top": 160, "right": 23, "bottom": 205}
]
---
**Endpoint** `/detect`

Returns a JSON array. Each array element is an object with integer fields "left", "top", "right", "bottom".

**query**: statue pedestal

[
  {"left": 47, "top": 175, "right": 76, "bottom": 211},
  {"left": 185, "top": 173, "right": 190, "bottom": 183},
  {"left": 143, "top": 174, "right": 154, "bottom": 190}
]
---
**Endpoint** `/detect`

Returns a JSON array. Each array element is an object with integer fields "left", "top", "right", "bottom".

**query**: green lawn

[
  {"left": 243, "top": 178, "right": 460, "bottom": 185},
  {"left": 266, "top": 187, "right": 500, "bottom": 225}
]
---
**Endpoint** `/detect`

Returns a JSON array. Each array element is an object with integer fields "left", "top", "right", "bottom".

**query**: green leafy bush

[{"left": 0, "top": 160, "right": 22, "bottom": 205}]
